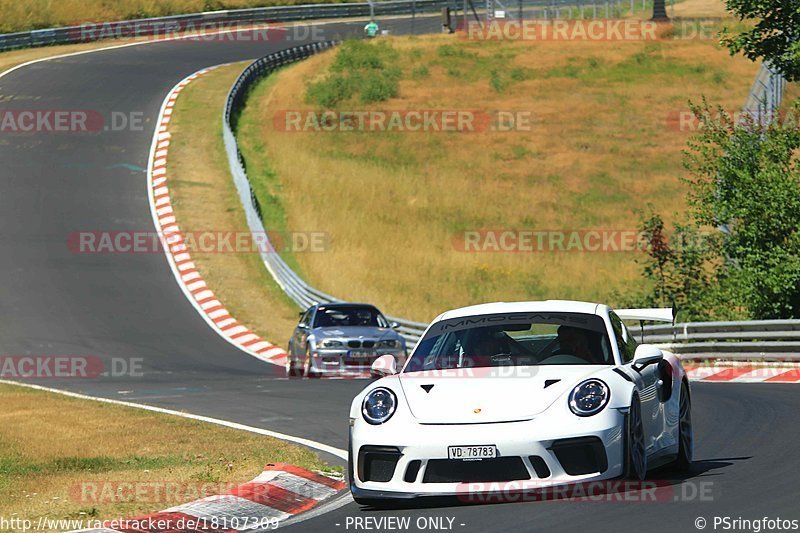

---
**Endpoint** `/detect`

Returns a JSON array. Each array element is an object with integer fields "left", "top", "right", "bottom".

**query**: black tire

[
  {"left": 671, "top": 381, "right": 693, "bottom": 472},
  {"left": 304, "top": 348, "right": 320, "bottom": 378},
  {"left": 286, "top": 358, "right": 303, "bottom": 378},
  {"left": 623, "top": 396, "right": 647, "bottom": 480}
]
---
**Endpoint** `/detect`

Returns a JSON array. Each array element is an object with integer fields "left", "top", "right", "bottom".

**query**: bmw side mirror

[
  {"left": 633, "top": 344, "right": 663, "bottom": 370},
  {"left": 298, "top": 322, "right": 309, "bottom": 330},
  {"left": 371, "top": 354, "right": 397, "bottom": 378}
]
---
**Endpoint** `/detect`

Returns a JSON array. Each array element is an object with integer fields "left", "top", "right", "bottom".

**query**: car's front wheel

[
  {"left": 304, "top": 347, "right": 320, "bottom": 378},
  {"left": 286, "top": 356, "right": 303, "bottom": 378},
  {"left": 670, "top": 381, "right": 693, "bottom": 472},
  {"left": 623, "top": 396, "right": 647, "bottom": 480}
]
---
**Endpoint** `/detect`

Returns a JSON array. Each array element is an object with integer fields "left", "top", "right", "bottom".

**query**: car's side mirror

[
  {"left": 390, "top": 321, "right": 399, "bottom": 329},
  {"left": 298, "top": 322, "right": 309, "bottom": 330},
  {"left": 371, "top": 354, "right": 397, "bottom": 378},
  {"left": 633, "top": 344, "right": 663, "bottom": 370}
]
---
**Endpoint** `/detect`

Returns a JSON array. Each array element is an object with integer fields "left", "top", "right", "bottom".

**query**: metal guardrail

[
  {"left": 0, "top": 0, "right": 451, "bottom": 52},
  {"left": 636, "top": 320, "right": 800, "bottom": 361},
  {"left": 222, "top": 41, "right": 429, "bottom": 345}
]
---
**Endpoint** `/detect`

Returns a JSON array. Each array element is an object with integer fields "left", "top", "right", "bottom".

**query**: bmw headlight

[
  {"left": 362, "top": 387, "right": 397, "bottom": 425},
  {"left": 378, "top": 339, "right": 400, "bottom": 349},
  {"left": 318, "top": 339, "right": 343, "bottom": 348},
  {"left": 568, "top": 379, "right": 610, "bottom": 417}
]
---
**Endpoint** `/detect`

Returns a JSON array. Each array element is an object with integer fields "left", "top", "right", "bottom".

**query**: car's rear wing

[{"left": 616, "top": 307, "right": 676, "bottom": 324}]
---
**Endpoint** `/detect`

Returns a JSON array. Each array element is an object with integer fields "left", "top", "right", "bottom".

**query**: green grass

[
  {"left": 0, "top": 0, "right": 360, "bottom": 34},
  {"left": 0, "top": 384, "right": 330, "bottom": 525}
]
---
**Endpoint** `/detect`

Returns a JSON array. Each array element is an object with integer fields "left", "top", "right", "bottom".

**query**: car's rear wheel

[
  {"left": 623, "top": 396, "right": 647, "bottom": 480},
  {"left": 304, "top": 348, "right": 320, "bottom": 378},
  {"left": 670, "top": 381, "right": 693, "bottom": 472}
]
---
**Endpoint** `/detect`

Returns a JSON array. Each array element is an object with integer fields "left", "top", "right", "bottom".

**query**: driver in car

[
  {"left": 556, "top": 325, "right": 594, "bottom": 362},
  {"left": 464, "top": 329, "right": 511, "bottom": 367}
]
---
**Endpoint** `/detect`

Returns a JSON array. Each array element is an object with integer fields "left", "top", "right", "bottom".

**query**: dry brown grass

[
  {"left": 784, "top": 82, "right": 800, "bottom": 110},
  {"left": 239, "top": 33, "right": 759, "bottom": 322},
  {"left": 673, "top": 0, "right": 729, "bottom": 17},
  {"left": 167, "top": 63, "right": 300, "bottom": 345},
  {"left": 0, "top": 0, "right": 357, "bottom": 33},
  {"left": 0, "top": 383, "right": 328, "bottom": 528}
]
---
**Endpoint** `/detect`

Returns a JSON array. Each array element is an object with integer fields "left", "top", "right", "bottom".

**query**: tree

[
  {"left": 652, "top": 0, "right": 669, "bottom": 20},
  {"left": 637, "top": 100, "right": 800, "bottom": 320},
  {"left": 722, "top": 0, "right": 800, "bottom": 81}
]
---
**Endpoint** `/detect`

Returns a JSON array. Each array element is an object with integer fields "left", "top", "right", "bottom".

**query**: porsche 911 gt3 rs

[{"left": 348, "top": 300, "right": 691, "bottom": 505}]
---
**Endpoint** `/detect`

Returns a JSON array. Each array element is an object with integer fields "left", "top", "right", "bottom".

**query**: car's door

[{"left": 610, "top": 312, "right": 661, "bottom": 453}]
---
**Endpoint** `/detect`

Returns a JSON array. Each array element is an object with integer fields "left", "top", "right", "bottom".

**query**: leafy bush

[
  {"left": 636, "top": 99, "right": 800, "bottom": 320},
  {"left": 306, "top": 73, "right": 356, "bottom": 108},
  {"left": 360, "top": 69, "right": 401, "bottom": 103},
  {"left": 306, "top": 40, "right": 401, "bottom": 107}
]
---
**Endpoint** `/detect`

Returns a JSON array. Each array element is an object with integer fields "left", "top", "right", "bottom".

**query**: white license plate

[
  {"left": 348, "top": 350, "right": 377, "bottom": 359},
  {"left": 448, "top": 445, "right": 497, "bottom": 461}
]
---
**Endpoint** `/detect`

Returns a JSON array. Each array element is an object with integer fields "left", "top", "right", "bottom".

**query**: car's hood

[
  {"left": 398, "top": 365, "right": 607, "bottom": 424},
  {"left": 313, "top": 326, "right": 398, "bottom": 340}
]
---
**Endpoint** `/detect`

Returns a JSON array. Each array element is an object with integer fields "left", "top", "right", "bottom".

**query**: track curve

[{"left": 1, "top": 17, "right": 798, "bottom": 533}]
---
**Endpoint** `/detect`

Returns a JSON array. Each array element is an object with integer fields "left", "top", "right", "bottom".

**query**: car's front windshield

[
  {"left": 405, "top": 312, "right": 613, "bottom": 372},
  {"left": 313, "top": 306, "right": 388, "bottom": 328}
]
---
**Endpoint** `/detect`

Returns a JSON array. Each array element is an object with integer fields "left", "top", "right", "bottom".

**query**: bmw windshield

[
  {"left": 313, "top": 305, "right": 389, "bottom": 328},
  {"left": 405, "top": 312, "right": 613, "bottom": 371}
]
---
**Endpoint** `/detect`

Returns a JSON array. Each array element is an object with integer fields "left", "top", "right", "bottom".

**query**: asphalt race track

[{"left": 1, "top": 17, "right": 799, "bottom": 533}]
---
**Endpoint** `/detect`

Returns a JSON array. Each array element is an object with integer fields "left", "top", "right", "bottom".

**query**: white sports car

[{"left": 348, "top": 300, "right": 692, "bottom": 505}]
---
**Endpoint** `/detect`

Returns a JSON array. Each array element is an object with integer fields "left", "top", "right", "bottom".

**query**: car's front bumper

[
  {"left": 310, "top": 348, "right": 405, "bottom": 375},
  {"left": 349, "top": 408, "right": 626, "bottom": 499}
]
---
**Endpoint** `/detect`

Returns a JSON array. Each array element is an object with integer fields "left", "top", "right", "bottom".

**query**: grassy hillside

[
  {"left": 236, "top": 31, "right": 759, "bottom": 322},
  {"left": 0, "top": 0, "right": 356, "bottom": 33},
  {"left": 237, "top": 32, "right": 759, "bottom": 322}
]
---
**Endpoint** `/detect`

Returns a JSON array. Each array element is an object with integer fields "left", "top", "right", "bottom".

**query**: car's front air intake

[
  {"left": 357, "top": 446, "right": 402, "bottom": 482},
  {"left": 550, "top": 437, "right": 608, "bottom": 475},
  {"left": 422, "top": 457, "right": 530, "bottom": 483}
]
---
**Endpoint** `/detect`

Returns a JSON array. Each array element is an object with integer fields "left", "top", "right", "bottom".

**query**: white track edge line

[{"left": 0, "top": 379, "right": 347, "bottom": 459}]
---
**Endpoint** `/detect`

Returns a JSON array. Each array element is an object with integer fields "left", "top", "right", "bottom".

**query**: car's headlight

[
  {"left": 568, "top": 379, "right": 610, "bottom": 417},
  {"left": 318, "top": 339, "right": 343, "bottom": 348},
  {"left": 362, "top": 387, "right": 397, "bottom": 425},
  {"left": 378, "top": 339, "right": 400, "bottom": 349}
]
